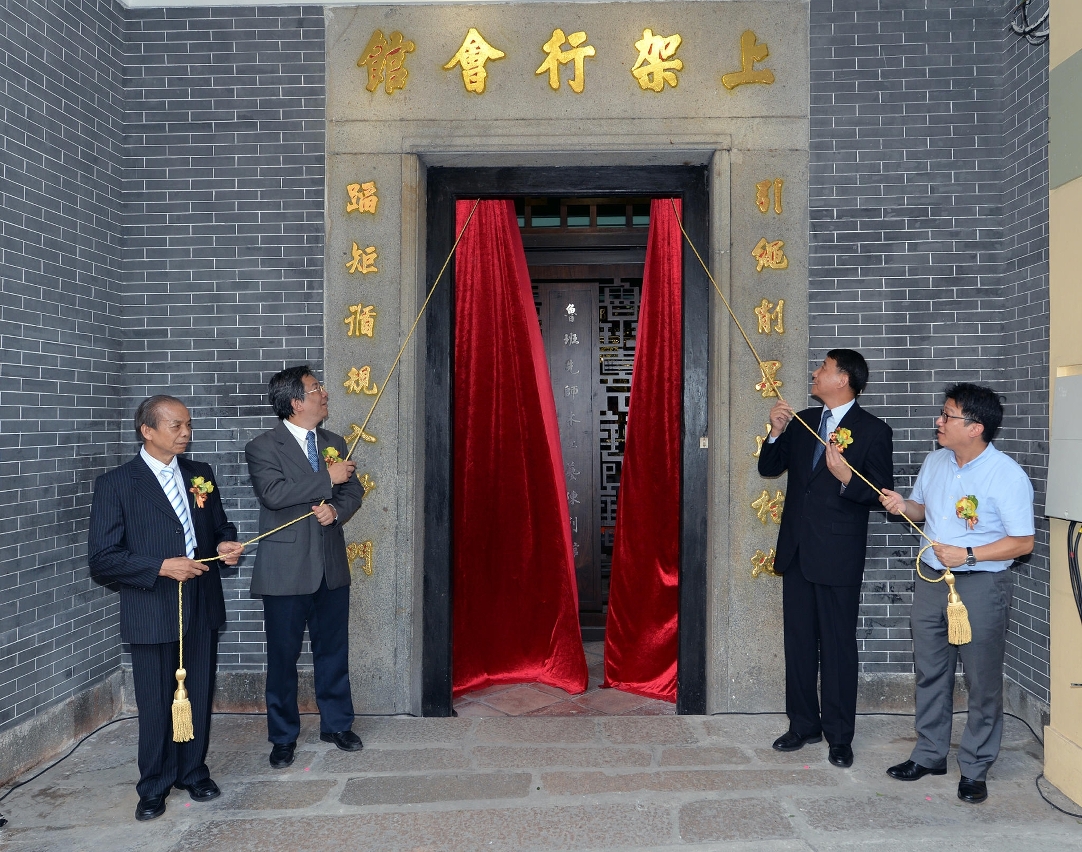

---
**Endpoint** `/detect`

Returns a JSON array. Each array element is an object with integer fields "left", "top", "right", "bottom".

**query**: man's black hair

[
  {"left": 944, "top": 383, "right": 1003, "bottom": 444},
  {"left": 134, "top": 395, "right": 185, "bottom": 442},
  {"left": 268, "top": 365, "right": 314, "bottom": 420},
  {"left": 826, "top": 348, "right": 869, "bottom": 396}
]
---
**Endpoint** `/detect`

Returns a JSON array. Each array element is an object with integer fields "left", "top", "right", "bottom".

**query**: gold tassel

[
  {"left": 172, "top": 667, "right": 194, "bottom": 742},
  {"left": 172, "top": 581, "right": 194, "bottom": 743},
  {"left": 943, "top": 571, "right": 972, "bottom": 646}
]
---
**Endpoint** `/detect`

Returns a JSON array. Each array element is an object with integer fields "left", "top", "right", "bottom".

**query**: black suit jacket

[
  {"left": 88, "top": 455, "right": 236, "bottom": 643},
  {"left": 757, "top": 402, "right": 893, "bottom": 586}
]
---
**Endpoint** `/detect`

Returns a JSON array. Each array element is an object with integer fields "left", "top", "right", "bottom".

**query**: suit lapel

[
  {"left": 130, "top": 455, "right": 186, "bottom": 524},
  {"left": 275, "top": 420, "right": 319, "bottom": 475},
  {"left": 809, "top": 402, "right": 862, "bottom": 480}
]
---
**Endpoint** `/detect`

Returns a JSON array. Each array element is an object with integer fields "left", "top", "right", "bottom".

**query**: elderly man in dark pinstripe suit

[{"left": 89, "top": 395, "right": 243, "bottom": 822}]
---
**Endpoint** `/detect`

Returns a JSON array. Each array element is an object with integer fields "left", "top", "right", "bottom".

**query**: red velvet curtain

[
  {"left": 451, "top": 199, "right": 589, "bottom": 697},
  {"left": 603, "top": 198, "right": 683, "bottom": 702}
]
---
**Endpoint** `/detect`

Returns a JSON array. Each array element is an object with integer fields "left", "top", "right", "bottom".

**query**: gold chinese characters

[
  {"left": 346, "top": 243, "right": 378, "bottom": 275},
  {"left": 756, "top": 178, "right": 783, "bottom": 214},
  {"left": 346, "top": 181, "right": 378, "bottom": 214},
  {"left": 722, "top": 30, "right": 775, "bottom": 90},
  {"left": 754, "top": 298, "right": 784, "bottom": 334},
  {"left": 631, "top": 29, "right": 683, "bottom": 92},
  {"left": 345, "top": 304, "right": 377, "bottom": 338},
  {"left": 347, "top": 541, "right": 374, "bottom": 576},
  {"left": 752, "top": 238, "right": 788, "bottom": 272},
  {"left": 358, "top": 30, "right": 415, "bottom": 94},
  {"left": 445, "top": 28, "right": 505, "bottom": 94},
  {"left": 751, "top": 490, "right": 785, "bottom": 525},
  {"left": 751, "top": 548, "right": 778, "bottom": 578},
  {"left": 344, "top": 366, "right": 378, "bottom": 396},
  {"left": 754, "top": 360, "right": 783, "bottom": 398},
  {"left": 751, "top": 422, "right": 772, "bottom": 458},
  {"left": 537, "top": 28, "right": 595, "bottom": 93}
]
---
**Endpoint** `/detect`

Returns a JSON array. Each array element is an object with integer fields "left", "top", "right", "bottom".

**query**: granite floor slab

[{"left": 0, "top": 712, "right": 1079, "bottom": 851}]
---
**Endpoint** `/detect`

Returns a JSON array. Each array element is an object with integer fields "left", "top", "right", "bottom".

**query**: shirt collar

[
  {"left": 282, "top": 418, "right": 314, "bottom": 443},
  {"left": 827, "top": 398, "right": 856, "bottom": 423},
  {"left": 140, "top": 446, "right": 180, "bottom": 478},
  {"left": 949, "top": 441, "right": 997, "bottom": 470}
]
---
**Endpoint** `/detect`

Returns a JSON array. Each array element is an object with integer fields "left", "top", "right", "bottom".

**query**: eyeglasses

[
  {"left": 937, "top": 410, "right": 971, "bottom": 423},
  {"left": 304, "top": 383, "right": 326, "bottom": 396}
]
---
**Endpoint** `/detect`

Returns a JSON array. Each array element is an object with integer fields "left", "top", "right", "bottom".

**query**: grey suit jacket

[{"left": 245, "top": 421, "right": 366, "bottom": 596}]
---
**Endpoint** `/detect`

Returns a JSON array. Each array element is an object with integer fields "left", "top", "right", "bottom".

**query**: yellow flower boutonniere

[
  {"left": 321, "top": 447, "right": 342, "bottom": 465},
  {"left": 189, "top": 476, "right": 214, "bottom": 509},
  {"left": 956, "top": 495, "right": 979, "bottom": 530},
  {"left": 830, "top": 427, "right": 854, "bottom": 452}
]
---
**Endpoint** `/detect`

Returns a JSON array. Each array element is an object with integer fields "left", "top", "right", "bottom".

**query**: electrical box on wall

[{"left": 1045, "top": 368, "right": 1082, "bottom": 523}]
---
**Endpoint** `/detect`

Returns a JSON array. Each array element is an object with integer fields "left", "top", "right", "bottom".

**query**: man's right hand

[
  {"left": 879, "top": 488, "right": 906, "bottom": 515},
  {"left": 328, "top": 459, "right": 356, "bottom": 485},
  {"left": 159, "top": 557, "right": 208, "bottom": 581},
  {"left": 767, "top": 400, "right": 794, "bottom": 437}
]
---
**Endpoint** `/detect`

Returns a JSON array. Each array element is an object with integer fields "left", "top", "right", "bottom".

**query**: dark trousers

[
  {"left": 910, "top": 568, "right": 1012, "bottom": 780},
  {"left": 130, "top": 585, "right": 217, "bottom": 798},
  {"left": 262, "top": 575, "right": 354, "bottom": 744},
  {"left": 782, "top": 561, "right": 861, "bottom": 746}
]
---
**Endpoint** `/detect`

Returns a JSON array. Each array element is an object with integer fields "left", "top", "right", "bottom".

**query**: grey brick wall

[
  {"left": 0, "top": 0, "right": 127, "bottom": 730},
  {"left": 122, "top": 5, "right": 326, "bottom": 673},
  {"left": 0, "top": 3, "right": 325, "bottom": 736},
  {"left": 809, "top": 0, "right": 1050, "bottom": 699}
]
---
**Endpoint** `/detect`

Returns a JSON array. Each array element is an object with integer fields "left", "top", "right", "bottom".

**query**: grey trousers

[{"left": 909, "top": 568, "right": 1012, "bottom": 781}]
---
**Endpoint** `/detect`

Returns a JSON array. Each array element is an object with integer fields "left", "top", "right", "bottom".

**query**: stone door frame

[{"left": 419, "top": 165, "right": 712, "bottom": 716}]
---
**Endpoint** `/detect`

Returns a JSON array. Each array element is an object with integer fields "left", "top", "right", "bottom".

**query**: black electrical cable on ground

[{"left": 1068, "top": 521, "right": 1082, "bottom": 626}]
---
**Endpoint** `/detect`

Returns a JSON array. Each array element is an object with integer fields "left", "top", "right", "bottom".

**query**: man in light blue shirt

[{"left": 879, "top": 384, "right": 1034, "bottom": 805}]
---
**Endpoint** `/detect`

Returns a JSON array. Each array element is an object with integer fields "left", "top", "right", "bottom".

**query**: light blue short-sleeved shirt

[{"left": 909, "top": 443, "right": 1034, "bottom": 573}]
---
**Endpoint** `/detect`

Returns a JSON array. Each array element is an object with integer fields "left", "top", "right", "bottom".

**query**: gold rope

[
  {"left": 669, "top": 199, "right": 970, "bottom": 643},
  {"left": 171, "top": 581, "right": 194, "bottom": 742},
  {"left": 196, "top": 198, "right": 484, "bottom": 562}
]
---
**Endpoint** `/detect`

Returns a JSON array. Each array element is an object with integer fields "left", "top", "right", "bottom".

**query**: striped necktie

[
  {"left": 306, "top": 431, "right": 319, "bottom": 472},
  {"left": 811, "top": 408, "right": 832, "bottom": 470},
  {"left": 160, "top": 467, "right": 197, "bottom": 558}
]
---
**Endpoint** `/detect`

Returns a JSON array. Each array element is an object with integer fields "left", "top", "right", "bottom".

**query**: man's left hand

[
  {"left": 312, "top": 503, "right": 338, "bottom": 526},
  {"left": 824, "top": 440, "right": 852, "bottom": 486},
  {"left": 217, "top": 541, "right": 244, "bottom": 566},
  {"left": 932, "top": 542, "right": 967, "bottom": 569}
]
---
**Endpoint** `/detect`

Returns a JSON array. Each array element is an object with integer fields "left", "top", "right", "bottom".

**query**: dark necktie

[
  {"left": 811, "top": 408, "right": 832, "bottom": 470},
  {"left": 306, "top": 431, "right": 319, "bottom": 472}
]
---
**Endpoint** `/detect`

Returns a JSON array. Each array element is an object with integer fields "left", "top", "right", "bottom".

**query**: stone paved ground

[{"left": 1, "top": 712, "right": 1080, "bottom": 851}]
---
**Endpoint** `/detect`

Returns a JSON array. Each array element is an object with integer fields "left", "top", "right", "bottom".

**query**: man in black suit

[
  {"left": 89, "top": 396, "right": 243, "bottom": 821},
  {"left": 245, "top": 366, "right": 366, "bottom": 768},
  {"left": 757, "top": 349, "right": 893, "bottom": 768}
]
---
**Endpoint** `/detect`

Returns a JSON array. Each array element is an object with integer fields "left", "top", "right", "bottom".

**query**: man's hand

[
  {"left": 932, "top": 542, "right": 968, "bottom": 569},
  {"left": 159, "top": 557, "right": 208, "bottom": 581},
  {"left": 312, "top": 503, "right": 338, "bottom": 526},
  {"left": 879, "top": 488, "right": 907, "bottom": 515},
  {"left": 328, "top": 459, "right": 356, "bottom": 485},
  {"left": 767, "top": 400, "right": 794, "bottom": 438},
  {"left": 216, "top": 541, "right": 245, "bottom": 566},
  {"left": 824, "top": 439, "right": 852, "bottom": 485}
]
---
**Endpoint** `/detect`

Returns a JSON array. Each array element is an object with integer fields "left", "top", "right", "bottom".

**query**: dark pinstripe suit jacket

[{"left": 88, "top": 454, "right": 236, "bottom": 644}]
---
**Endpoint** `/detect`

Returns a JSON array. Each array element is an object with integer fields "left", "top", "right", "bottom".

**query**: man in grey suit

[
  {"left": 246, "top": 366, "right": 366, "bottom": 767},
  {"left": 89, "top": 395, "right": 244, "bottom": 821}
]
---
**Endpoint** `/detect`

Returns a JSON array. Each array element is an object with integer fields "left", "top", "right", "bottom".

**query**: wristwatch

[{"left": 965, "top": 546, "right": 976, "bottom": 567}]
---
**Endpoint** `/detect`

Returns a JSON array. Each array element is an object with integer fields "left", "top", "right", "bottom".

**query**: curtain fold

[
  {"left": 603, "top": 198, "right": 683, "bottom": 702},
  {"left": 451, "top": 198, "right": 589, "bottom": 698}
]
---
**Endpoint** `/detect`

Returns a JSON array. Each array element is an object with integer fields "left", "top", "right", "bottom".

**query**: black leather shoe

[
  {"left": 772, "top": 730, "right": 823, "bottom": 751},
  {"left": 173, "top": 777, "right": 220, "bottom": 801},
  {"left": 828, "top": 744, "right": 854, "bottom": 767},
  {"left": 269, "top": 741, "right": 296, "bottom": 768},
  {"left": 958, "top": 776, "right": 988, "bottom": 803},
  {"left": 135, "top": 792, "right": 167, "bottom": 821},
  {"left": 886, "top": 759, "right": 947, "bottom": 781},
  {"left": 320, "top": 729, "right": 363, "bottom": 751}
]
